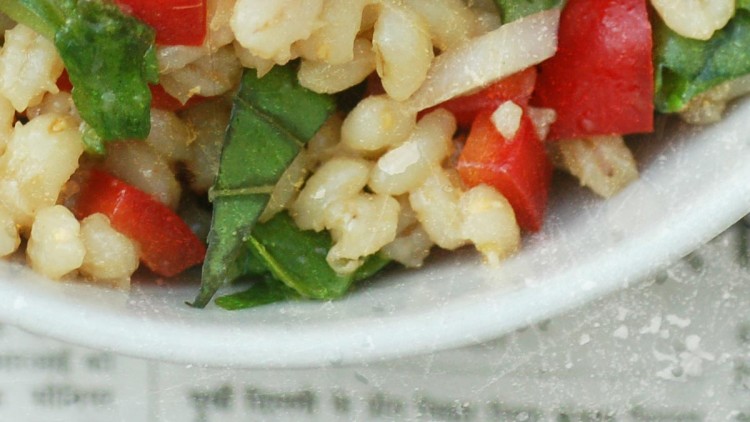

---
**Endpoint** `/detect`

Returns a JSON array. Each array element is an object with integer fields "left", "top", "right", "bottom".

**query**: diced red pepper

[
  {"left": 457, "top": 110, "right": 552, "bottom": 232},
  {"left": 423, "top": 67, "right": 537, "bottom": 128},
  {"left": 149, "top": 83, "right": 206, "bottom": 111},
  {"left": 148, "top": 84, "right": 184, "bottom": 111},
  {"left": 531, "top": 0, "right": 654, "bottom": 140},
  {"left": 115, "top": 0, "right": 207, "bottom": 46},
  {"left": 56, "top": 71, "right": 74, "bottom": 92},
  {"left": 75, "top": 170, "right": 206, "bottom": 278}
]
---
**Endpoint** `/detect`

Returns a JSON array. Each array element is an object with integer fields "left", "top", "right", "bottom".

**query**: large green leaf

[
  {"left": 0, "top": 0, "right": 157, "bottom": 145},
  {"left": 654, "top": 7, "right": 750, "bottom": 113},
  {"left": 191, "top": 66, "right": 336, "bottom": 308},
  {"left": 215, "top": 212, "right": 392, "bottom": 310}
]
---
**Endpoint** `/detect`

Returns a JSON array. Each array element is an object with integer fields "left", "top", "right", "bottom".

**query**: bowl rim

[{"left": 2, "top": 103, "right": 750, "bottom": 368}]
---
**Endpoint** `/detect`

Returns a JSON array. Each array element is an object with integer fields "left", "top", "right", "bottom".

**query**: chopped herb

[
  {"left": 653, "top": 5, "right": 750, "bottom": 113},
  {"left": 493, "top": 0, "right": 562, "bottom": 23},
  {"left": 191, "top": 65, "right": 336, "bottom": 308},
  {"left": 80, "top": 122, "right": 106, "bottom": 155},
  {"left": 246, "top": 212, "right": 359, "bottom": 299},
  {"left": 215, "top": 277, "right": 299, "bottom": 311},
  {"left": 215, "top": 212, "right": 392, "bottom": 310},
  {"left": 0, "top": 0, "right": 157, "bottom": 142}
]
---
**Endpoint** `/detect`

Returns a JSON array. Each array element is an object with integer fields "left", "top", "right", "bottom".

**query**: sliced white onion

[{"left": 406, "top": 8, "right": 560, "bottom": 112}]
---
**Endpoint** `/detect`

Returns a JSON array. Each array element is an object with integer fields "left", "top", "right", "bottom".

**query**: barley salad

[{"left": 0, "top": 0, "right": 747, "bottom": 310}]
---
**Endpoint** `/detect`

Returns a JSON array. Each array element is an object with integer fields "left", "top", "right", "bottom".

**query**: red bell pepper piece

[
  {"left": 116, "top": 0, "right": 207, "bottom": 46},
  {"left": 423, "top": 67, "right": 537, "bottom": 128},
  {"left": 149, "top": 83, "right": 206, "bottom": 111},
  {"left": 457, "top": 109, "right": 552, "bottom": 232},
  {"left": 75, "top": 170, "right": 206, "bottom": 278},
  {"left": 532, "top": 0, "right": 653, "bottom": 140},
  {"left": 56, "top": 71, "right": 74, "bottom": 92},
  {"left": 148, "top": 84, "right": 184, "bottom": 111}
]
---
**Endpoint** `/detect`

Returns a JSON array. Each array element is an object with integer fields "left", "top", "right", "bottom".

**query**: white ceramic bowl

[{"left": 2, "top": 99, "right": 750, "bottom": 368}]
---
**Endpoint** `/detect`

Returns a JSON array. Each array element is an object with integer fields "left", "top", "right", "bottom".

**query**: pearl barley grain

[
  {"left": 80, "top": 214, "right": 139, "bottom": 289},
  {"left": 341, "top": 95, "right": 416, "bottom": 152},
  {"left": 27, "top": 205, "right": 85, "bottom": 280},
  {"left": 0, "top": 114, "right": 83, "bottom": 229},
  {"left": 0, "top": 205, "right": 19, "bottom": 257}
]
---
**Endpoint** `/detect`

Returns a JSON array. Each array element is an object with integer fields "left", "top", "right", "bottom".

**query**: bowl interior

[{"left": 3, "top": 100, "right": 750, "bottom": 368}]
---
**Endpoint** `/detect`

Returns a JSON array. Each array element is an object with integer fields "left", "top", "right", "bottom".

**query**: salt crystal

[
  {"left": 616, "top": 306, "right": 629, "bottom": 321},
  {"left": 685, "top": 334, "right": 701, "bottom": 351},
  {"left": 666, "top": 314, "right": 691, "bottom": 328},
  {"left": 639, "top": 315, "right": 662, "bottom": 334},
  {"left": 613, "top": 325, "right": 629, "bottom": 339}
]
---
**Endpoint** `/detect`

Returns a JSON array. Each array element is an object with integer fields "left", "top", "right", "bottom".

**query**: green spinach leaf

[
  {"left": 248, "top": 212, "right": 391, "bottom": 299},
  {"left": 57, "top": 0, "right": 158, "bottom": 141},
  {"left": 493, "top": 0, "right": 562, "bottom": 23},
  {"left": 191, "top": 66, "right": 336, "bottom": 308},
  {"left": 352, "top": 252, "right": 392, "bottom": 282},
  {"left": 215, "top": 212, "right": 392, "bottom": 310},
  {"left": 653, "top": 7, "right": 750, "bottom": 113},
  {"left": 215, "top": 277, "right": 299, "bottom": 311},
  {"left": 0, "top": 0, "right": 157, "bottom": 142},
  {"left": 0, "top": 0, "right": 63, "bottom": 40}
]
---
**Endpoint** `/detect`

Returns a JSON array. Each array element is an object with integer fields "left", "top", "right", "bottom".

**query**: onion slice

[{"left": 406, "top": 8, "right": 560, "bottom": 112}]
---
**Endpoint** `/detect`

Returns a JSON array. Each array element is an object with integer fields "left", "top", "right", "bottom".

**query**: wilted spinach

[
  {"left": 191, "top": 65, "right": 336, "bottom": 308},
  {"left": 214, "top": 212, "right": 392, "bottom": 310},
  {"left": 653, "top": 5, "right": 750, "bottom": 113},
  {"left": 0, "top": 0, "right": 157, "bottom": 147}
]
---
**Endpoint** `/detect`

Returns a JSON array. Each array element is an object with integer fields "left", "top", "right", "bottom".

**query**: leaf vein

[{"left": 236, "top": 96, "right": 306, "bottom": 149}]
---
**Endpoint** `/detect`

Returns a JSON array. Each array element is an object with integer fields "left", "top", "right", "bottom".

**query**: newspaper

[{"left": 1, "top": 223, "right": 749, "bottom": 421}]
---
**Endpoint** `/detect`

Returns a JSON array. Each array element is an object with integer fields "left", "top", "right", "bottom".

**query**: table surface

[{"left": 1, "top": 222, "right": 750, "bottom": 421}]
